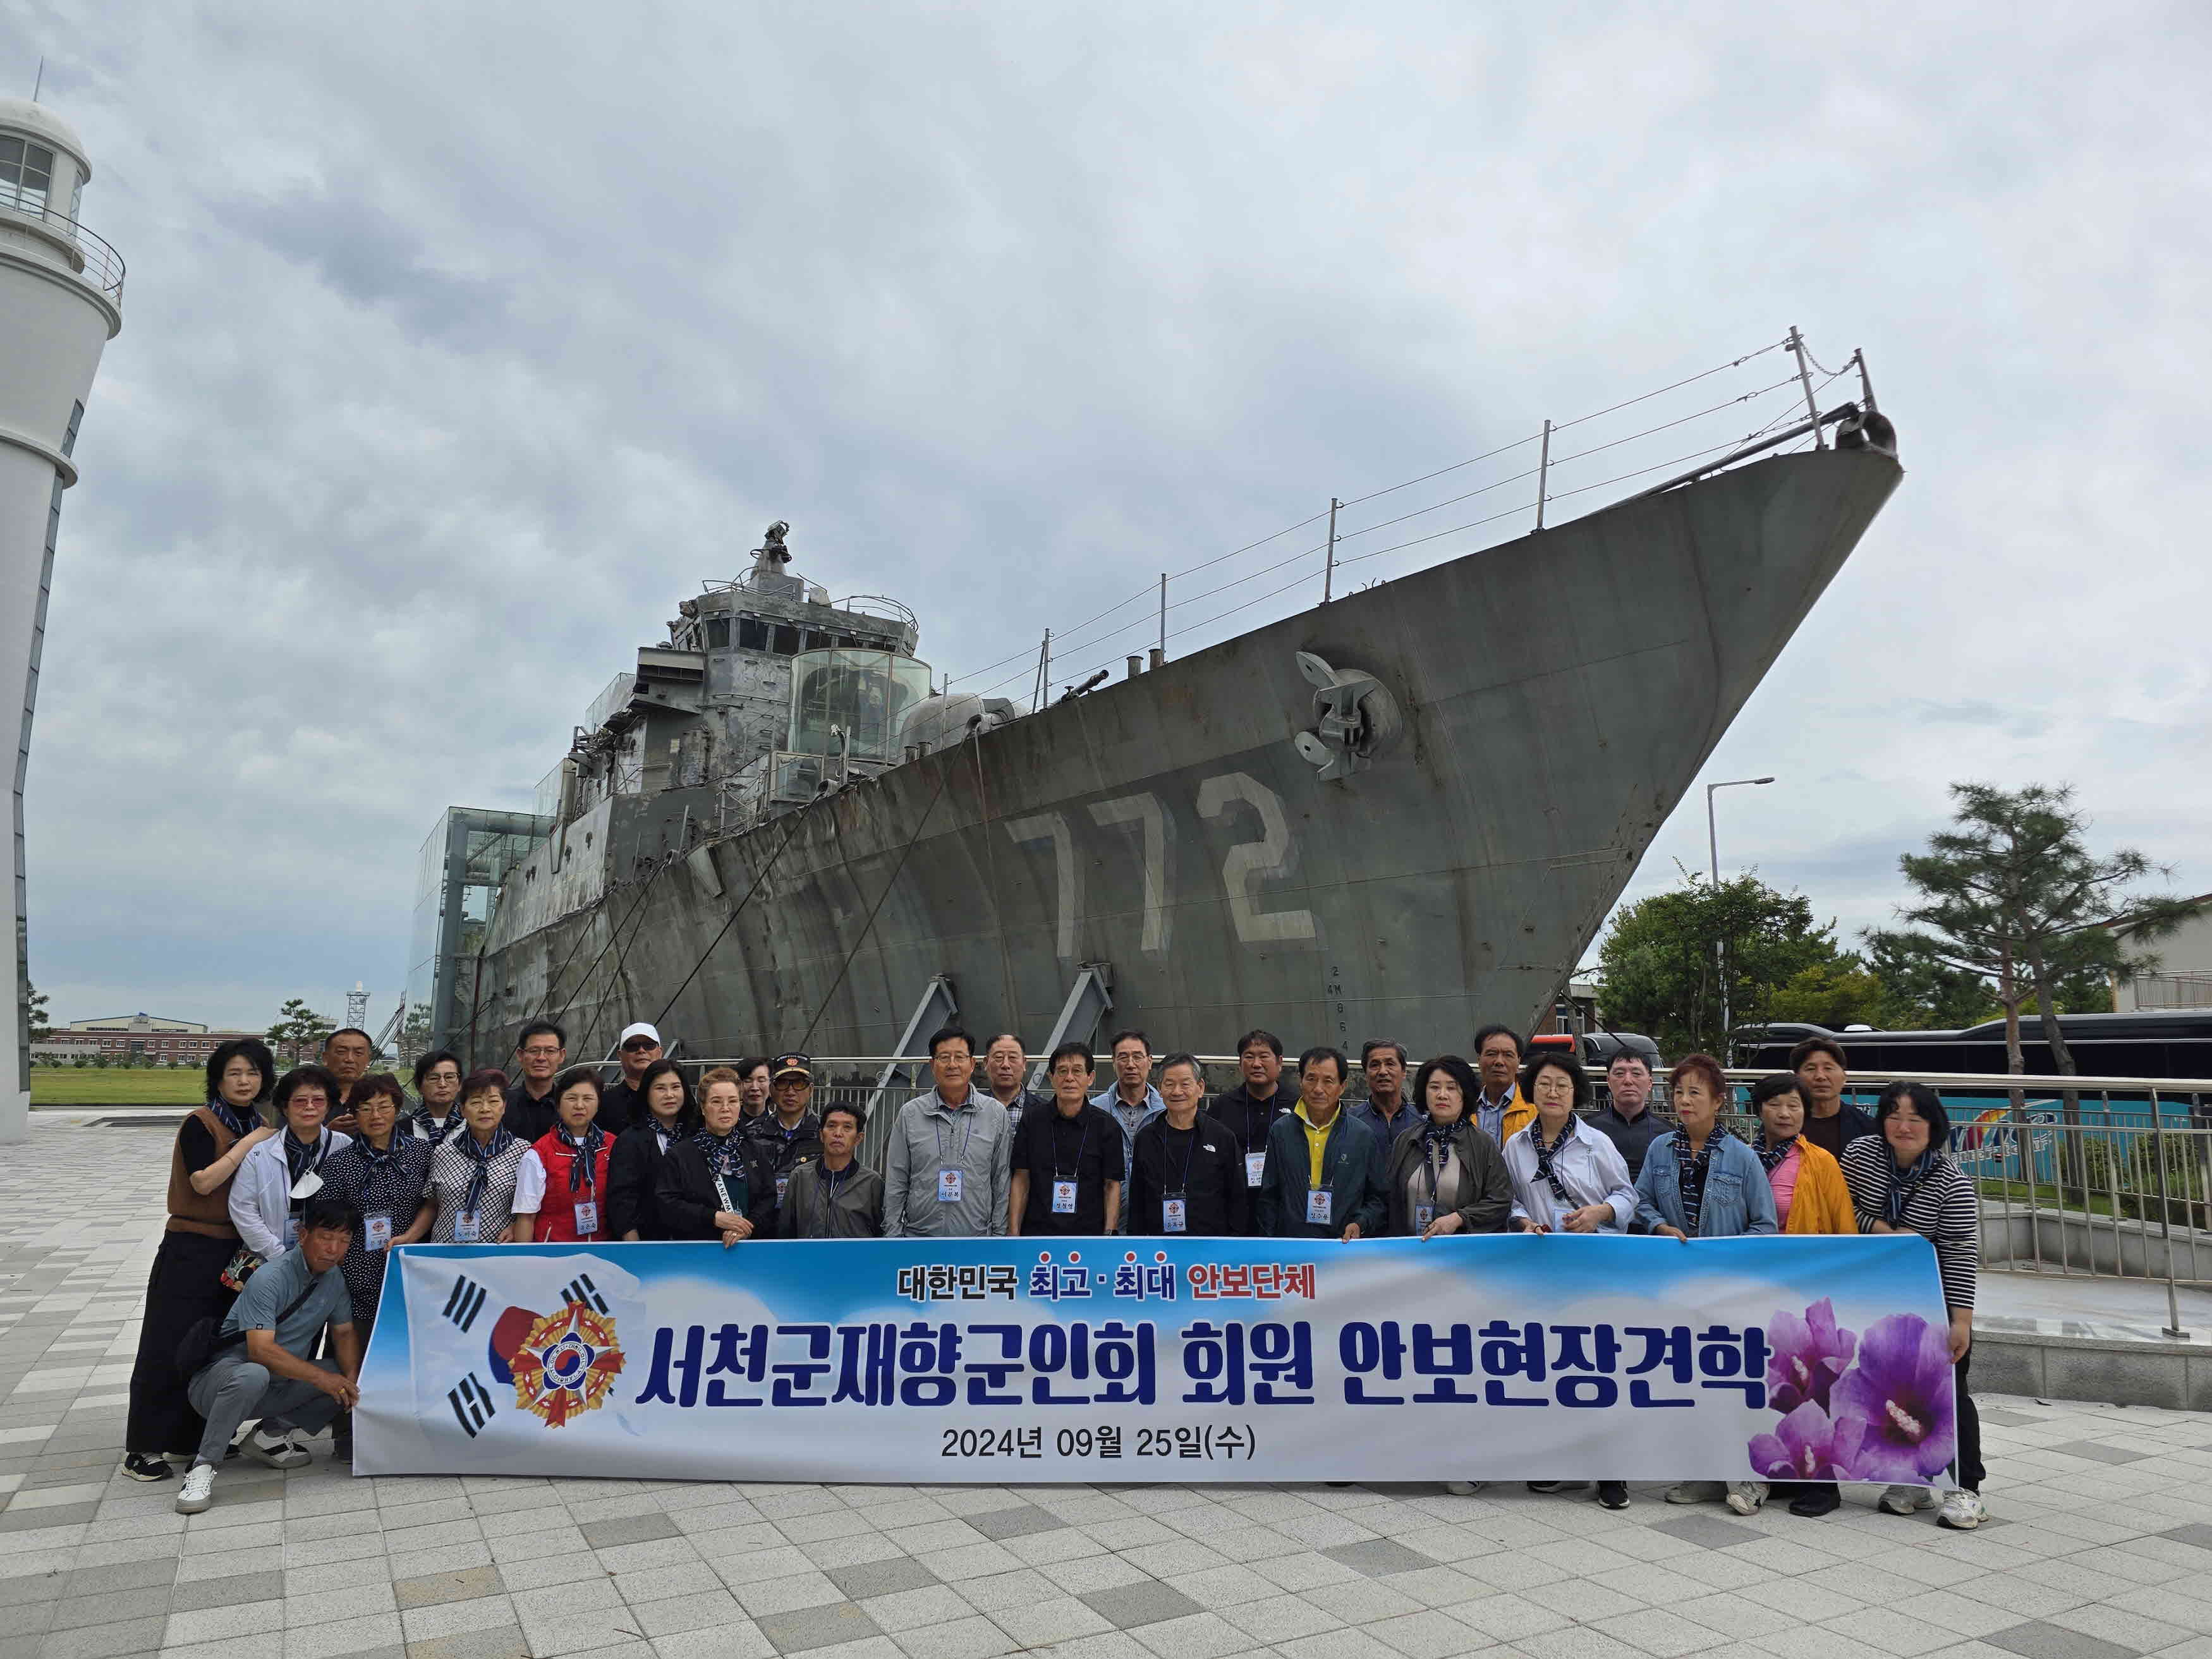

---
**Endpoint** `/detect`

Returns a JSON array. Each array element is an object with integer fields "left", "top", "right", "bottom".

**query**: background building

[
  {"left": 2112, "top": 894, "right": 2212, "bottom": 1011},
  {"left": 35, "top": 1012, "right": 261, "bottom": 1065}
]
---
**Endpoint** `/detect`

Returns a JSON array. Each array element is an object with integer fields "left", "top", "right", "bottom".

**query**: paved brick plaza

[{"left": 3, "top": 1121, "right": 2211, "bottom": 1659}]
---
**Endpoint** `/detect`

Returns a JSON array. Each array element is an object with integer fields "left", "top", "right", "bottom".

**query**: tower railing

[{"left": 0, "top": 197, "right": 125, "bottom": 302}]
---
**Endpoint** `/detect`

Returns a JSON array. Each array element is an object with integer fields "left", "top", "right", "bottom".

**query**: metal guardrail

[
  {"left": 681, "top": 1056, "right": 2211, "bottom": 1334},
  {"left": 0, "top": 196, "right": 125, "bottom": 301}
]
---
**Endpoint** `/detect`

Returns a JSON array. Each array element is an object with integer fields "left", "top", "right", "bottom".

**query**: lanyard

[
  {"left": 1170, "top": 1120, "right": 1199, "bottom": 1193},
  {"left": 1243, "top": 1093, "right": 1279, "bottom": 1155},
  {"left": 933, "top": 1103, "right": 973, "bottom": 1173},
  {"left": 1054, "top": 1113, "right": 1091, "bottom": 1182},
  {"left": 1423, "top": 1134, "right": 1450, "bottom": 1203}
]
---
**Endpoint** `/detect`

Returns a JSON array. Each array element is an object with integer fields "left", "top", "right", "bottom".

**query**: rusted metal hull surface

[{"left": 473, "top": 449, "right": 1902, "bottom": 1062}]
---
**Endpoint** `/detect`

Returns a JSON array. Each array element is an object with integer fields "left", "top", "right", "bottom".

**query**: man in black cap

[{"left": 745, "top": 1052, "right": 823, "bottom": 1230}]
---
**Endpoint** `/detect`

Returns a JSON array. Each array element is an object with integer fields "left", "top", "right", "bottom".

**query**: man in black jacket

[
  {"left": 503, "top": 1021, "right": 566, "bottom": 1141},
  {"left": 1792, "top": 1036, "right": 1877, "bottom": 1160},
  {"left": 1209, "top": 1028, "right": 1291, "bottom": 1231},
  {"left": 746, "top": 1054, "right": 824, "bottom": 1217},
  {"left": 1129, "top": 1054, "right": 1248, "bottom": 1236},
  {"left": 595, "top": 1023, "right": 662, "bottom": 1134}
]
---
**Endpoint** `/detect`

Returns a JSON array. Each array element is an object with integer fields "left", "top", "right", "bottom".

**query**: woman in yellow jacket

[{"left": 1747, "top": 1071, "right": 1856, "bottom": 1519}]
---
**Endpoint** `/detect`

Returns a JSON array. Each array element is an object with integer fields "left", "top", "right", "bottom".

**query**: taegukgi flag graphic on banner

[{"left": 354, "top": 1235, "right": 1956, "bottom": 1485}]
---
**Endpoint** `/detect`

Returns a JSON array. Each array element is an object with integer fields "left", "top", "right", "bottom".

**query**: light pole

[{"left": 1706, "top": 776, "right": 1775, "bottom": 1059}]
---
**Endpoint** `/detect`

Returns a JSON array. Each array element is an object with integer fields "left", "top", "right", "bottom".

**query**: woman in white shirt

[
  {"left": 1501, "top": 1051, "right": 1639, "bottom": 1512},
  {"left": 1502, "top": 1054, "right": 1637, "bottom": 1235},
  {"left": 228, "top": 1066, "right": 353, "bottom": 1261}
]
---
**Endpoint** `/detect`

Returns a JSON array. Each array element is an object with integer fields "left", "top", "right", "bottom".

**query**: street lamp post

[{"left": 1706, "top": 776, "right": 1775, "bottom": 1059}]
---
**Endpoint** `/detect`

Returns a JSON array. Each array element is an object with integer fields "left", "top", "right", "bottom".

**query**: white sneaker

[
  {"left": 1666, "top": 1481, "right": 1725, "bottom": 1504},
  {"left": 243, "top": 1428, "right": 310, "bottom": 1471},
  {"left": 1725, "top": 1481, "right": 1769, "bottom": 1516},
  {"left": 1445, "top": 1480, "right": 1485, "bottom": 1495},
  {"left": 1878, "top": 1484, "right": 1935, "bottom": 1516},
  {"left": 174, "top": 1462, "right": 216, "bottom": 1514},
  {"left": 1936, "top": 1489, "right": 1986, "bottom": 1530}
]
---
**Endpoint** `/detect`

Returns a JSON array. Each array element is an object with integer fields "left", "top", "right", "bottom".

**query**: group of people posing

[{"left": 123, "top": 1018, "right": 1984, "bottom": 1533}]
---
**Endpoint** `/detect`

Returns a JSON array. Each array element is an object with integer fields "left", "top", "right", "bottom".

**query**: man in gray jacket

[
  {"left": 780, "top": 1102, "right": 884, "bottom": 1237},
  {"left": 882, "top": 1028, "right": 1013, "bottom": 1237}
]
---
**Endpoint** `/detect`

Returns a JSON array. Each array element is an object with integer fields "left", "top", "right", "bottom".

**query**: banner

[{"left": 355, "top": 1234, "right": 1956, "bottom": 1485}]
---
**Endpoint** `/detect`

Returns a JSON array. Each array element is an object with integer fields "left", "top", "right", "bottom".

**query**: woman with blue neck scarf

[
  {"left": 1634, "top": 1053, "right": 1775, "bottom": 1515},
  {"left": 1841, "top": 1081, "right": 1986, "bottom": 1530},
  {"left": 121, "top": 1038, "right": 278, "bottom": 1484},
  {"left": 514, "top": 1067, "right": 615, "bottom": 1242},
  {"left": 425, "top": 1070, "right": 533, "bottom": 1244},
  {"left": 229, "top": 1066, "right": 353, "bottom": 1262},
  {"left": 1386, "top": 1055, "right": 1513, "bottom": 1239},
  {"left": 658, "top": 1067, "right": 778, "bottom": 1244},
  {"left": 321, "top": 1073, "right": 433, "bottom": 1328}
]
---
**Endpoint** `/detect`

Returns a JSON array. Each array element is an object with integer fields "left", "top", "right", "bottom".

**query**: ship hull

[{"left": 472, "top": 449, "right": 1901, "bottom": 1063}]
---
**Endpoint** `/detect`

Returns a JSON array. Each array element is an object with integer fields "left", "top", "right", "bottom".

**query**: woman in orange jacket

[{"left": 1748, "top": 1070, "right": 1856, "bottom": 1519}]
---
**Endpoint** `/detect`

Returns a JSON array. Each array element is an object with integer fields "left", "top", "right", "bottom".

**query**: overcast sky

[{"left": 10, "top": 3, "right": 2209, "bottom": 1036}]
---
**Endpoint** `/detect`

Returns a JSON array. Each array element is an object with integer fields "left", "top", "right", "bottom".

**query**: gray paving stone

[
  {"left": 1316, "top": 1539, "right": 1437, "bottom": 1579},
  {"left": 1986, "top": 1620, "right": 2145, "bottom": 1659},
  {"left": 963, "top": 1506, "right": 1064, "bottom": 1543},
  {"left": 46, "top": 1586, "right": 173, "bottom": 1631},
  {"left": 2045, "top": 1441, "right": 2151, "bottom": 1466},
  {"left": 755, "top": 1598, "right": 881, "bottom": 1653},
  {"left": 2158, "top": 1522, "right": 2212, "bottom": 1550},
  {"left": 1079, "top": 1581, "right": 1204, "bottom": 1630},
  {"left": 168, "top": 1567, "right": 284, "bottom": 1612},
  {"left": 1649, "top": 1514, "right": 1769, "bottom": 1549},
  {"left": 579, "top": 1510, "right": 682, "bottom": 1549},
  {"left": 401, "top": 1626, "right": 532, "bottom": 1659},
  {"left": 825, "top": 1557, "right": 938, "bottom": 1601},
  {"left": 396, "top": 1565, "right": 509, "bottom": 1608}
]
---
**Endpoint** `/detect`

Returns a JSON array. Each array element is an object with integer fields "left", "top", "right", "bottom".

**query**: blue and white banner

[{"left": 355, "top": 1236, "right": 1956, "bottom": 1485}]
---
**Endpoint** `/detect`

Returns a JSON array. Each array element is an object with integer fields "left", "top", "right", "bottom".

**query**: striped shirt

[{"left": 1840, "top": 1139, "right": 1978, "bottom": 1310}]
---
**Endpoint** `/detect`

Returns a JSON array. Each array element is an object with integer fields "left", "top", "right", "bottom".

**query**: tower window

[
  {"left": 738, "top": 617, "right": 768, "bottom": 652},
  {"left": 705, "top": 617, "right": 729, "bottom": 648},
  {"left": 0, "top": 136, "right": 54, "bottom": 213},
  {"left": 771, "top": 624, "right": 801, "bottom": 656}
]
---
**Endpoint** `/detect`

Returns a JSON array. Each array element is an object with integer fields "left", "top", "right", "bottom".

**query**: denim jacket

[{"left": 1632, "top": 1131, "right": 1778, "bottom": 1237}]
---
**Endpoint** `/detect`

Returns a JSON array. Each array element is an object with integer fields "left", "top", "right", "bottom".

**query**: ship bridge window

[
  {"left": 738, "top": 617, "right": 769, "bottom": 652},
  {"left": 0, "top": 136, "right": 54, "bottom": 212},
  {"left": 705, "top": 617, "right": 729, "bottom": 648},
  {"left": 772, "top": 624, "right": 801, "bottom": 656}
]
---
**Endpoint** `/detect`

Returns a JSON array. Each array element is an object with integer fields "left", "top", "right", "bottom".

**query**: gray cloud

[{"left": 8, "top": 2, "right": 2210, "bottom": 1032}]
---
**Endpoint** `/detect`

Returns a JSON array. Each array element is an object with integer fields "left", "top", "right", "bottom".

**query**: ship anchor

[{"left": 1291, "top": 652, "right": 1401, "bottom": 782}]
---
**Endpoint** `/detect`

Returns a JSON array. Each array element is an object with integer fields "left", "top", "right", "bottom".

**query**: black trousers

[
  {"left": 1954, "top": 1347, "right": 1983, "bottom": 1493},
  {"left": 124, "top": 1231, "right": 238, "bottom": 1457}
]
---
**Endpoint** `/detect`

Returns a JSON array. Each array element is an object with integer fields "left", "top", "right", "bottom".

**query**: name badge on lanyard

[
  {"left": 775, "top": 1174, "right": 790, "bottom": 1205},
  {"left": 363, "top": 1212, "right": 391, "bottom": 1252},
  {"left": 937, "top": 1168, "right": 963, "bottom": 1204},
  {"left": 1412, "top": 1203, "right": 1434, "bottom": 1232},
  {"left": 573, "top": 1200, "right": 599, "bottom": 1237},
  {"left": 1245, "top": 1152, "right": 1265, "bottom": 1188},
  {"left": 1306, "top": 1188, "right": 1333, "bottom": 1226},
  {"left": 1162, "top": 1194, "right": 1188, "bottom": 1234},
  {"left": 454, "top": 1210, "right": 480, "bottom": 1243},
  {"left": 1052, "top": 1179, "right": 1078, "bottom": 1215}
]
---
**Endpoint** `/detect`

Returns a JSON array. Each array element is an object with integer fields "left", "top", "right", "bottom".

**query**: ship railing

[
  {"left": 686, "top": 1055, "right": 2208, "bottom": 1321},
  {"left": 942, "top": 327, "right": 1880, "bottom": 715},
  {"left": 0, "top": 195, "right": 125, "bottom": 302}
]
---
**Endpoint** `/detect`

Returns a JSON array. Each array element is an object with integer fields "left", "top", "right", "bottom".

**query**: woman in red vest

[{"left": 515, "top": 1066, "right": 614, "bottom": 1243}]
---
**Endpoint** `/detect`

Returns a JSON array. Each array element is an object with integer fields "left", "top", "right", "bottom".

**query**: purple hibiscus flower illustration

[
  {"left": 1748, "top": 1401, "right": 1866, "bottom": 1482},
  {"left": 1766, "top": 1298, "right": 1856, "bottom": 1414},
  {"left": 1827, "top": 1313, "right": 1957, "bottom": 1482}
]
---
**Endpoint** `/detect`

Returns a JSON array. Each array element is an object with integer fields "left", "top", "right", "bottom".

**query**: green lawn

[{"left": 30, "top": 1068, "right": 207, "bottom": 1105}]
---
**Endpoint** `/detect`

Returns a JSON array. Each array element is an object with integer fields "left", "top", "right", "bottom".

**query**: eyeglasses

[{"left": 621, "top": 1038, "right": 659, "bottom": 1052}]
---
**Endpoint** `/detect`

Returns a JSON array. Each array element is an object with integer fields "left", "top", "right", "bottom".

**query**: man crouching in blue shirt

[{"left": 176, "top": 1196, "right": 362, "bottom": 1514}]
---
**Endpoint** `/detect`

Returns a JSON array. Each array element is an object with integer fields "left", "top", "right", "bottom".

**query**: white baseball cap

[{"left": 618, "top": 1022, "right": 662, "bottom": 1047}]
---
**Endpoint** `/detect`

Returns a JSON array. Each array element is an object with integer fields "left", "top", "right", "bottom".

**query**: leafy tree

[
  {"left": 1875, "top": 782, "right": 2200, "bottom": 1105},
  {"left": 267, "top": 997, "right": 335, "bottom": 1064},
  {"left": 25, "top": 983, "right": 50, "bottom": 1043},
  {"left": 1862, "top": 932, "right": 1997, "bottom": 1030},
  {"left": 1767, "top": 958, "right": 1886, "bottom": 1029},
  {"left": 1598, "top": 870, "right": 1849, "bottom": 1058}
]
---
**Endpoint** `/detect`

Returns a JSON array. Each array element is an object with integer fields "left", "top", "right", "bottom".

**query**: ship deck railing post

[
  {"left": 1322, "top": 499, "right": 1338, "bottom": 604},
  {"left": 1534, "top": 422, "right": 1552, "bottom": 529},
  {"left": 1789, "top": 325, "right": 1825, "bottom": 448}
]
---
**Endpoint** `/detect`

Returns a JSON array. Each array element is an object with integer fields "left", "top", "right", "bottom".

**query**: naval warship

[{"left": 425, "top": 370, "right": 1901, "bottom": 1069}]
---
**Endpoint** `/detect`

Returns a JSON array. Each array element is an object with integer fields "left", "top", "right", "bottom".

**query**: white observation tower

[{"left": 0, "top": 96, "right": 123, "bottom": 1142}]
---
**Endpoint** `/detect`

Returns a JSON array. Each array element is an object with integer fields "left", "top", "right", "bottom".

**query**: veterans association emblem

[{"left": 509, "top": 1301, "right": 625, "bottom": 1428}]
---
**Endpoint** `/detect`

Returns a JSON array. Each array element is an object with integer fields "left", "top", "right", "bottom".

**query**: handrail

[
  {"left": 685, "top": 1056, "right": 2212, "bottom": 1094},
  {"left": 0, "top": 195, "right": 124, "bottom": 301}
]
